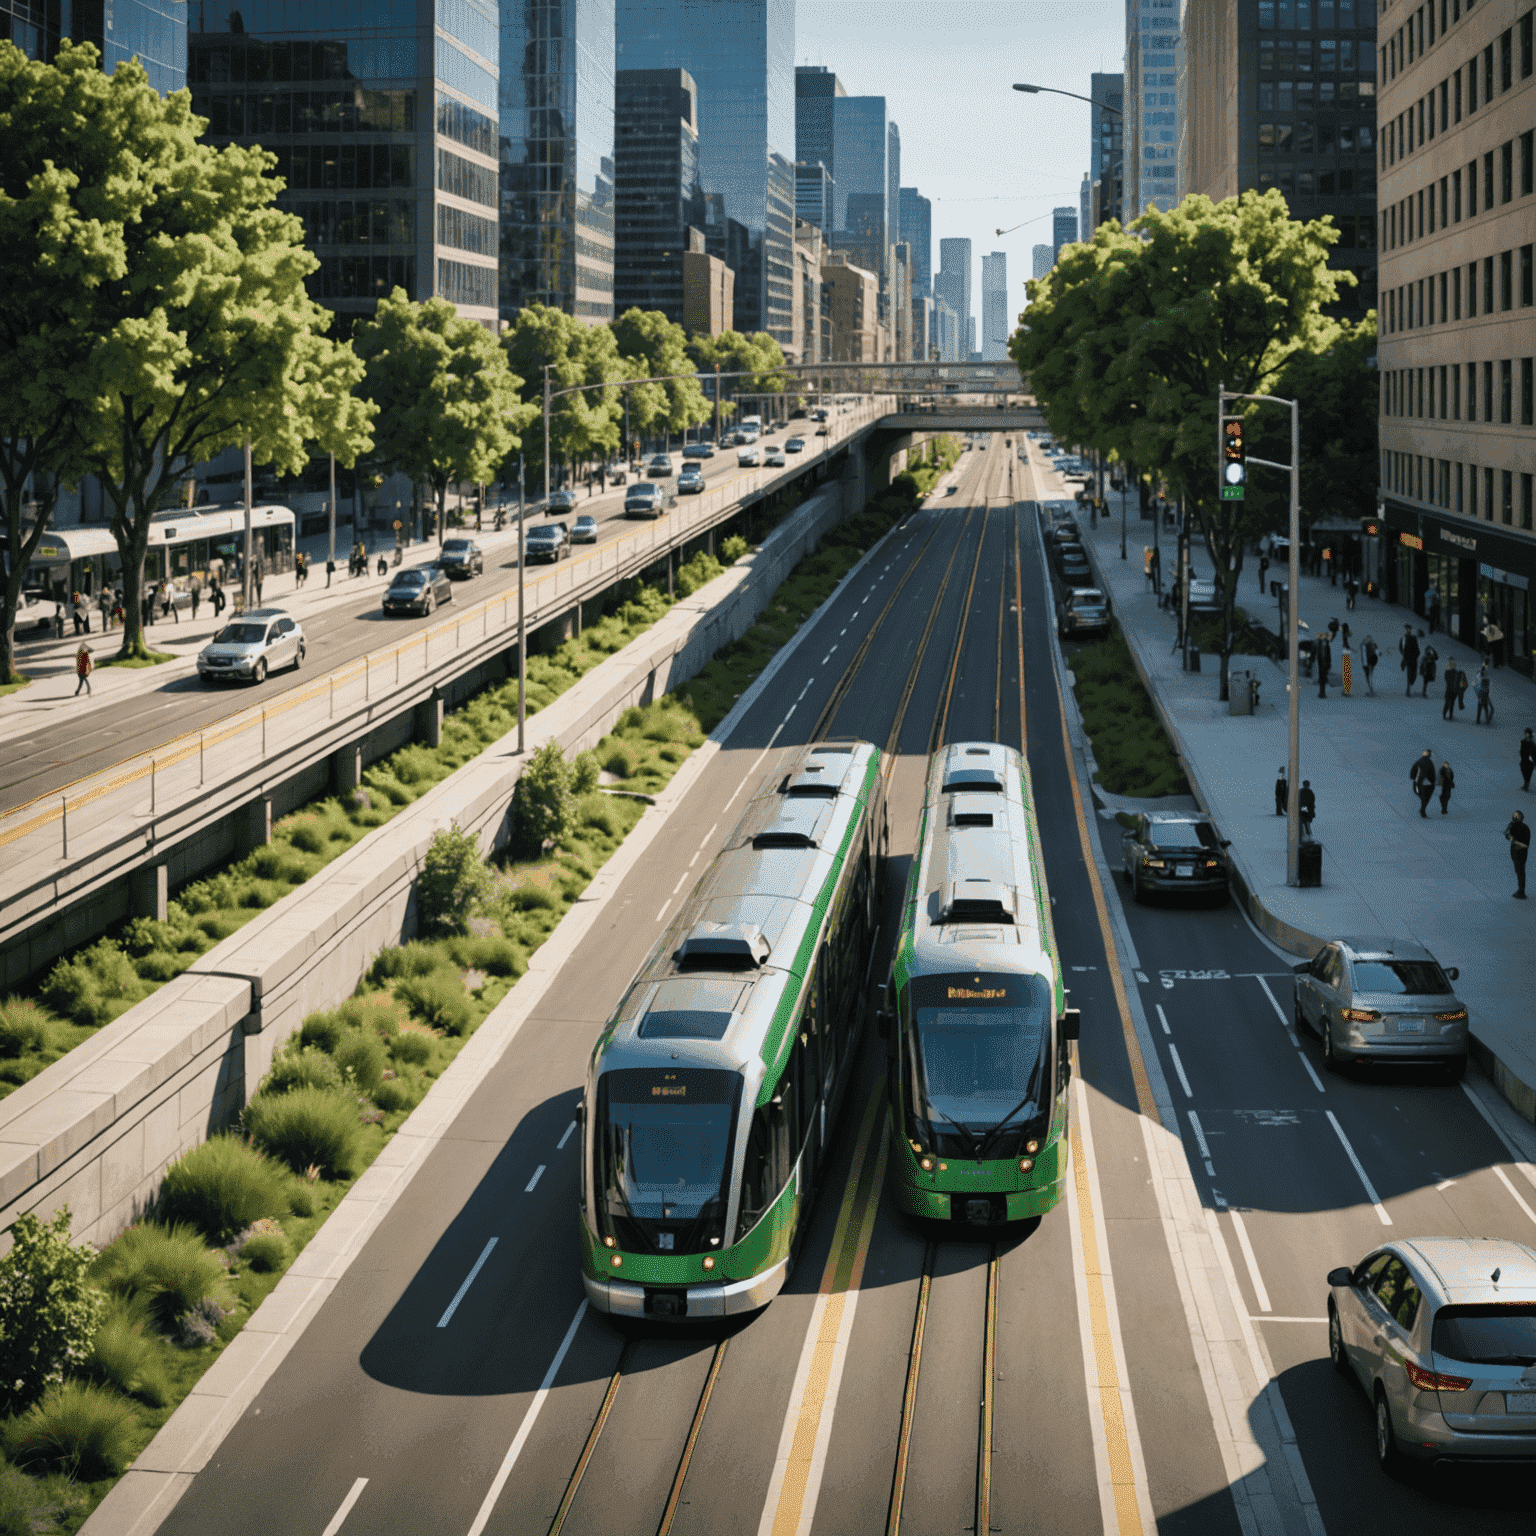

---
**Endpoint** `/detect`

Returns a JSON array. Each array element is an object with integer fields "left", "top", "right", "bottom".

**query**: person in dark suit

[
  {"left": 1298, "top": 780, "right": 1317, "bottom": 837},
  {"left": 1507, "top": 810, "right": 1530, "bottom": 898},
  {"left": 1520, "top": 728, "right": 1536, "bottom": 792},
  {"left": 1442, "top": 662, "right": 1460, "bottom": 721},
  {"left": 1410, "top": 748, "right": 1437, "bottom": 817},
  {"left": 1437, "top": 760, "right": 1455, "bottom": 815},
  {"left": 1274, "top": 766, "right": 1288, "bottom": 816},
  {"left": 1316, "top": 633, "right": 1332, "bottom": 698},
  {"left": 1400, "top": 626, "right": 1420, "bottom": 696}
]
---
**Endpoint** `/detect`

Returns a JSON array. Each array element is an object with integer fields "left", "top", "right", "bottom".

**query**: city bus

[{"left": 885, "top": 741, "right": 1079, "bottom": 1225}]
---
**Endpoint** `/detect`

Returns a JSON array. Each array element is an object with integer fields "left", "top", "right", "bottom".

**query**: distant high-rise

[
  {"left": 936, "top": 236, "right": 971, "bottom": 355},
  {"left": 1089, "top": 71, "right": 1125, "bottom": 230},
  {"left": 1125, "top": 0, "right": 1181, "bottom": 217},
  {"left": 502, "top": 0, "right": 615, "bottom": 323},
  {"left": 1079, "top": 176, "right": 1091, "bottom": 245},
  {"left": 980, "top": 251, "right": 1008, "bottom": 361},
  {"left": 795, "top": 162, "right": 836, "bottom": 234},
  {"left": 966, "top": 315, "right": 977, "bottom": 360},
  {"left": 795, "top": 64, "right": 844, "bottom": 181},
  {"left": 614, "top": 69, "right": 704, "bottom": 323},
  {"left": 1032, "top": 244, "right": 1054, "bottom": 281},
  {"left": 82, "top": 0, "right": 187, "bottom": 94},
  {"left": 1052, "top": 207, "right": 1078, "bottom": 261},
  {"left": 887, "top": 121, "right": 901, "bottom": 252},
  {"left": 619, "top": 1, "right": 796, "bottom": 346},
  {"left": 898, "top": 188, "right": 931, "bottom": 298},
  {"left": 931, "top": 292, "right": 959, "bottom": 362},
  {"left": 831, "top": 94, "right": 889, "bottom": 283}
]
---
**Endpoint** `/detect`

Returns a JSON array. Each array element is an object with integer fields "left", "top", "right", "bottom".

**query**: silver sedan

[{"left": 1327, "top": 1237, "right": 1536, "bottom": 1472}]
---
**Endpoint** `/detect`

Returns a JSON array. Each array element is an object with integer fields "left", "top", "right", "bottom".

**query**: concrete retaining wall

[{"left": 0, "top": 469, "right": 865, "bottom": 1251}]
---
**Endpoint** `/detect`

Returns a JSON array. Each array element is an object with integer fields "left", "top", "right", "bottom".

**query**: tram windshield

[
  {"left": 905, "top": 971, "right": 1054, "bottom": 1160},
  {"left": 595, "top": 1066, "right": 742, "bottom": 1255}
]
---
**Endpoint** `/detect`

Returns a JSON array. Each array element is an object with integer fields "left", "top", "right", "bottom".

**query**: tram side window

[
  {"left": 737, "top": 1095, "right": 793, "bottom": 1237},
  {"left": 791, "top": 1027, "right": 818, "bottom": 1153}
]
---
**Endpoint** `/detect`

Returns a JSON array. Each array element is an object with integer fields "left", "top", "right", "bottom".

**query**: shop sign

[
  {"left": 1440, "top": 528, "right": 1477, "bottom": 553},
  {"left": 1398, "top": 531, "right": 1423, "bottom": 550},
  {"left": 1479, "top": 562, "right": 1530, "bottom": 591}
]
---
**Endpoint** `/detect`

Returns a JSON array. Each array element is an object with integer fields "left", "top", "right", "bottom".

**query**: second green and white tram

[{"left": 886, "top": 741, "right": 1079, "bottom": 1224}]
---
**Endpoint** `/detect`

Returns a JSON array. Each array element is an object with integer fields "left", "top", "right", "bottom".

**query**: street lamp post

[
  {"left": 1013, "top": 82, "right": 1122, "bottom": 116},
  {"left": 517, "top": 452, "right": 526, "bottom": 754}
]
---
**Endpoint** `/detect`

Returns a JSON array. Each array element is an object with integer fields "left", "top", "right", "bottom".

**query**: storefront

[{"left": 1378, "top": 500, "right": 1535, "bottom": 676}]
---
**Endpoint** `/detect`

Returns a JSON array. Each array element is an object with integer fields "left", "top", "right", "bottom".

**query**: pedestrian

[
  {"left": 1327, "top": 616, "right": 1341, "bottom": 646},
  {"left": 1298, "top": 779, "right": 1317, "bottom": 837},
  {"left": 1316, "top": 633, "right": 1331, "bottom": 698},
  {"left": 74, "top": 642, "right": 92, "bottom": 696},
  {"left": 1425, "top": 585, "right": 1441, "bottom": 634},
  {"left": 163, "top": 582, "right": 179, "bottom": 623},
  {"left": 1483, "top": 618, "right": 1505, "bottom": 668},
  {"left": 1437, "top": 760, "right": 1455, "bottom": 815},
  {"left": 377, "top": 553, "right": 388, "bottom": 577},
  {"left": 1521, "top": 728, "right": 1536, "bottom": 792},
  {"left": 1259, "top": 553, "right": 1269, "bottom": 594},
  {"left": 1507, "top": 809, "right": 1531, "bottom": 898},
  {"left": 253, "top": 560, "right": 263, "bottom": 605},
  {"left": 190, "top": 583, "right": 201, "bottom": 622},
  {"left": 1419, "top": 641, "right": 1437, "bottom": 698},
  {"left": 1362, "top": 635, "right": 1379, "bottom": 695},
  {"left": 1345, "top": 574, "right": 1358, "bottom": 610},
  {"left": 1400, "top": 625, "right": 1420, "bottom": 696},
  {"left": 1442, "top": 661, "right": 1460, "bottom": 721},
  {"left": 1410, "top": 748, "right": 1437, "bottom": 818},
  {"left": 212, "top": 581, "right": 225, "bottom": 616},
  {"left": 52, "top": 603, "right": 64, "bottom": 641},
  {"left": 326, "top": 557, "right": 335, "bottom": 588},
  {"left": 1474, "top": 665, "right": 1494, "bottom": 725},
  {"left": 1274, "top": 765, "right": 1288, "bottom": 816},
  {"left": 1149, "top": 544, "right": 1161, "bottom": 596}
]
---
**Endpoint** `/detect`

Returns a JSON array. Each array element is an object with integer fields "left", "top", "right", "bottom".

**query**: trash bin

[
  {"left": 1297, "top": 840, "right": 1323, "bottom": 887},
  {"left": 1188, "top": 644, "right": 1201, "bottom": 672},
  {"left": 1229, "top": 669, "right": 1252, "bottom": 715}
]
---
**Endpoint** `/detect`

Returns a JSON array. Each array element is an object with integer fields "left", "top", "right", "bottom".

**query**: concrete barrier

[{"left": 0, "top": 471, "right": 863, "bottom": 1251}]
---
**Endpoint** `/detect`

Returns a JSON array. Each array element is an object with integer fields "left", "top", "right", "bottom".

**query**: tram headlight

[
  {"left": 611, "top": 1255, "right": 623, "bottom": 1268},
  {"left": 919, "top": 1156, "right": 935, "bottom": 1172},
  {"left": 1019, "top": 1158, "right": 1035, "bottom": 1173},
  {"left": 603, "top": 1235, "right": 616, "bottom": 1248},
  {"left": 703, "top": 1257, "right": 716, "bottom": 1271},
  {"left": 1026, "top": 1140, "right": 1040, "bottom": 1154}
]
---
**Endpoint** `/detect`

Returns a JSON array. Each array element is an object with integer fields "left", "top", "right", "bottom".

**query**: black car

[
  {"left": 524, "top": 522, "right": 570, "bottom": 563},
  {"left": 383, "top": 564, "right": 453, "bottom": 616},
  {"left": 1057, "top": 587, "right": 1111, "bottom": 639},
  {"left": 681, "top": 443, "right": 715, "bottom": 459},
  {"left": 677, "top": 466, "right": 706, "bottom": 494},
  {"left": 1120, "top": 813, "right": 1231, "bottom": 903},
  {"left": 1052, "top": 537, "right": 1086, "bottom": 571},
  {"left": 438, "top": 538, "right": 484, "bottom": 579},
  {"left": 1058, "top": 551, "right": 1094, "bottom": 587},
  {"left": 547, "top": 489, "right": 577, "bottom": 513}
]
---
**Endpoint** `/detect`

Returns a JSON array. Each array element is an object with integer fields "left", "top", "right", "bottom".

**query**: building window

[
  {"left": 1501, "top": 27, "right": 1513, "bottom": 90},
  {"left": 1524, "top": 357, "right": 1535, "bottom": 425},
  {"left": 1524, "top": 245, "right": 1535, "bottom": 306},
  {"left": 1453, "top": 363, "right": 1462, "bottom": 416},
  {"left": 1468, "top": 57, "right": 1478, "bottom": 113},
  {"left": 1454, "top": 66, "right": 1462, "bottom": 121},
  {"left": 1469, "top": 462, "right": 1479, "bottom": 516},
  {"left": 1503, "top": 469, "right": 1514, "bottom": 525},
  {"left": 1485, "top": 255, "right": 1495, "bottom": 312},
  {"left": 1485, "top": 466, "right": 1496, "bottom": 521},
  {"left": 1503, "top": 359, "right": 1514, "bottom": 422},
  {"left": 1440, "top": 363, "right": 1448, "bottom": 413},
  {"left": 1456, "top": 462, "right": 1464, "bottom": 513},
  {"left": 1522, "top": 131, "right": 1533, "bottom": 196},
  {"left": 1523, "top": 473, "right": 1533, "bottom": 532},
  {"left": 1524, "top": 10, "right": 1534, "bottom": 79},
  {"left": 1484, "top": 359, "right": 1495, "bottom": 420},
  {"left": 1484, "top": 43, "right": 1495, "bottom": 102},
  {"left": 1468, "top": 360, "right": 1478, "bottom": 417},
  {"left": 1454, "top": 264, "right": 1462, "bottom": 318},
  {"left": 1502, "top": 141, "right": 1514, "bottom": 203}
]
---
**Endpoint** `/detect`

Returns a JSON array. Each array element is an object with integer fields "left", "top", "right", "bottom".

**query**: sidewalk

[{"left": 1023, "top": 444, "right": 1536, "bottom": 1120}]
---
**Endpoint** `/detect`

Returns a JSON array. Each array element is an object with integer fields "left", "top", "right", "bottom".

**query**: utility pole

[
  {"left": 714, "top": 363, "right": 721, "bottom": 446},
  {"left": 327, "top": 450, "right": 337, "bottom": 573},
  {"left": 242, "top": 439, "right": 253, "bottom": 611},
  {"left": 517, "top": 453, "right": 526, "bottom": 754},
  {"left": 543, "top": 363, "right": 552, "bottom": 510}
]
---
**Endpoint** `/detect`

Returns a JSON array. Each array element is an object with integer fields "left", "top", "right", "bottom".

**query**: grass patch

[
  {"left": 0, "top": 676, "right": 29, "bottom": 700},
  {"left": 101, "top": 651, "right": 176, "bottom": 669},
  {"left": 1068, "top": 626, "right": 1191, "bottom": 798}
]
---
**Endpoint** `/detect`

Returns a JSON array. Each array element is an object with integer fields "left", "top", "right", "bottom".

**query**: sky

[{"left": 795, "top": 0, "right": 1126, "bottom": 336}]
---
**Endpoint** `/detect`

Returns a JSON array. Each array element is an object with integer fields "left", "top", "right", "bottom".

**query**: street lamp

[{"left": 1013, "top": 83, "right": 1123, "bottom": 116}]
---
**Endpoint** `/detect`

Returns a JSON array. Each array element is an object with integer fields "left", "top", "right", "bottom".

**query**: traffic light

[{"left": 1221, "top": 417, "right": 1246, "bottom": 500}]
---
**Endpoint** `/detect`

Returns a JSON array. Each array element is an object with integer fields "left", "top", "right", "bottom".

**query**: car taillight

[
  {"left": 1405, "top": 1361, "right": 1472, "bottom": 1392},
  {"left": 1340, "top": 1008, "right": 1380, "bottom": 1022},
  {"left": 1434, "top": 1007, "right": 1468, "bottom": 1022}
]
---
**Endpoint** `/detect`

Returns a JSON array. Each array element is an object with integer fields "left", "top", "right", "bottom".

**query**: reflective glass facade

[
  {"left": 189, "top": 0, "right": 499, "bottom": 322},
  {"left": 618, "top": 0, "right": 795, "bottom": 346},
  {"left": 500, "top": 0, "right": 616, "bottom": 323},
  {"left": 1, "top": 0, "right": 66, "bottom": 65},
  {"left": 1126, "top": 0, "right": 1182, "bottom": 216},
  {"left": 75, "top": 0, "right": 187, "bottom": 93},
  {"left": 1089, "top": 72, "right": 1124, "bottom": 229},
  {"left": 794, "top": 63, "right": 841, "bottom": 179},
  {"left": 899, "top": 186, "right": 930, "bottom": 299}
]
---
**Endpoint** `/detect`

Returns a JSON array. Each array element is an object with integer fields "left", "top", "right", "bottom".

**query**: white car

[
  {"left": 737, "top": 446, "right": 762, "bottom": 467},
  {"left": 197, "top": 608, "right": 305, "bottom": 684},
  {"left": 765, "top": 447, "right": 786, "bottom": 467}
]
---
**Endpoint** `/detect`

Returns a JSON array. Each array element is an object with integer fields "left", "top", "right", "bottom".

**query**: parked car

[
  {"left": 646, "top": 454, "right": 674, "bottom": 479},
  {"left": 1120, "top": 812, "right": 1231, "bottom": 903},
  {"left": 1325, "top": 1237, "right": 1536, "bottom": 1472},
  {"left": 1057, "top": 587, "right": 1111, "bottom": 639},
  {"left": 15, "top": 590, "right": 54, "bottom": 634},
  {"left": 1054, "top": 544, "right": 1093, "bottom": 585},
  {"left": 438, "top": 538, "right": 484, "bottom": 579},
  {"left": 603, "top": 461, "right": 627, "bottom": 484},
  {"left": 624, "top": 482, "right": 666, "bottom": 519},
  {"left": 383, "top": 565, "right": 453, "bottom": 616},
  {"left": 765, "top": 446, "right": 786, "bottom": 467},
  {"left": 682, "top": 444, "right": 714, "bottom": 460},
  {"left": 1186, "top": 572, "right": 1222, "bottom": 614},
  {"left": 738, "top": 446, "right": 762, "bottom": 467},
  {"left": 547, "top": 488, "right": 577, "bottom": 513},
  {"left": 524, "top": 522, "right": 570, "bottom": 563},
  {"left": 1294, "top": 936, "right": 1468, "bottom": 1076},
  {"left": 677, "top": 465, "right": 706, "bottom": 494},
  {"left": 785, "top": 437, "right": 806, "bottom": 453},
  {"left": 571, "top": 514, "right": 598, "bottom": 544},
  {"left": 197, "top": 608, "right": 305, "bottom": 684}
]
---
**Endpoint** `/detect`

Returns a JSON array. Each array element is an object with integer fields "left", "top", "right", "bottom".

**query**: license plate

[
  {"left": 1174, "top": 865, "right": 1194, "bottom": 878},
  {"left": 1395, "top": 1017, "right": 1426, "bottom": 1034},
  {"left": 1507, "top": 1392, "right": 1536, "bottom": 1413}
]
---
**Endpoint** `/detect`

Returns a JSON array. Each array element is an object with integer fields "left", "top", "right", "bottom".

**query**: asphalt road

[
  {"left": 0, "top": 421, "right": 850, "bottom": 814},
  {"left": 154, "top": 437, "right": 1536, "bottom": 1535}
]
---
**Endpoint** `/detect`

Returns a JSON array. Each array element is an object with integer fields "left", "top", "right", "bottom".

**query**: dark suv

[
  {"left": 438, "top": 538, "right": 483, "bottom": 579},
  {"left": 524, "top": 523, "right": 570, "bottom": 563},
  {"left": 1120, "top": 813, "right": 1231, "bottom": 903}
]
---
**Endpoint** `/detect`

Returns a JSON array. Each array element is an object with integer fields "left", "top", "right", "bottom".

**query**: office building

[
  {"left": 893, "top": 240, "right": 912, "bottom": 360},
  {"left": 619, "top": 1, "right": 796, "bottom": 347},
  {"left": 1080, "top": 174, "right": 1092, "bottom": 243},
  {"left": 1090, "top": 71, "right": 1125, "bottom": 229},
  {"left": 899, "top": 187, "right": 932, "bottom": 297},
  {"left": 932, "top": 292, "right": 959, "bottom": 361},
  {"left": 682, "top": 227, "right": 734, "bottom": 336},
  {"left": 1375, "top": 0, "right": 1535, "bottom": 674},
  {"left": 821, "top": 251, "right": 881, "bottom": 361},
  {"left": 1184, "top": 0, "right": 1378, "bottom": 315},
  {"left": 795, "top": 63, "right": 843, "bottom": 178},
  {"left": 613, "top": 68, "right": 703, "bottom": 323},
  {"left": 791, "top": 219, "right": 827, "bottom": 363},
  {"left": 1032, "top": 242, "right": 1055, "bottom": 280},
  {"left": 967, "top": 316, "right": 977, "bottom": 359},
  {"left": 501, "top": 0, "right": 615, "bottom": 324},
  {"left": 913, "top": 293, "right": 933, "bottom": 359},
  {"left": 980, "top": 250, "right": 1009, "bottom": 359},
  {"left": 1052, "top": 206, "right": 1078, "bottom": 260},
  {"left": 937, "top": 236, "right": 972, "bottom": 350},
  {"left": 77, "top": 0, "right": 187, "bottom": 93},
  {"left": 188, "top": 1, "right": 499, "bottom": 326},
  {"left": 832, "top": 93, "right": 891, "bottom": 283},
  {"left": 1126, "top": 0, "right": 1182, "bottom": 216},
  {"left": 888, "top": 121, "right": 901, "bottom": 251},
  {"left": 795, "top": 161, "right": 836, "bottom": 234}
]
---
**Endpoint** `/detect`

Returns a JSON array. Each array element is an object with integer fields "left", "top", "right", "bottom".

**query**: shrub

[
  {"left": 394, "top": 973, "right": 473, "bottom": 1036},
  {"left": 134, "top": 951, "right": 181, "bottom": 982},
  {"left": 287, "top": 822, "right": 325, "bottom": 854},
  {"left": 333, "top": 1029, "right": 386, "bottom": 1096},
  {"left": 514, "top": 740, "right": 573, "bottom": 853},
  {"left": 0, "top": 1462, "right": 35, "bottom": 1536},
  {"left": 0, "top": 1209, "right": 105, "bottom": 1415},
  {"left": 581, "top": 800, "right": 622, "bottom": 839},
  {"left": 250, "top": 846, "right": 307, "bottom": 884},
  {"left": 445, "top": 934, "right": 522, "bottom": 978},
  {"left": 507, "top": 883, "right": 556, "bottom": 913},
  {"left": 156, "top": 1135, "right": 290, "bottom": 1244},
  {"left": 238, "top": 1232, "right": 291, "bottom": 1273},
  {"left": 85, "top": 1301, "right": 171, "bottom": 1407},
  {"left": 287, "top": 1183, "right": 316, "bottom": 1219},
  {"left": 389, "top": 1030, "right": 434, "bottom": 1067},
  {"left": 602, "top": 742, "right": 637, "bottom": 778},
  {"left": 244, "top": 1087, "right": 363, "bottom": 1180},
  {"left": 197, "top": 913, "right": 237, "bottom": 942},
  {"left": 3, "top": 1383, "right": 137, "bottom": 1481},
  {"left": 176, "top": 1294, "right": 227, "bottom": 1349},
  {"left": 40, "top": 940, "right": 140, "bottom": 1028},
  {"left": 333, "top": 993, "right": 408, "bottom": 1039},
  {"left": 0, "top": 997, "right": 53, "bottom": 1058},
  {"left": 571, "top": 750, "right": 601, "bottom": 796},
  {"left": 297, "top": 1011, "right": 343, "bottom": 1055},
  {"left": 418, "top": 824, "right": 493, "bottom": 935},
  {"left": 390, "top": 744, "right": 438, "bottom": 786},
  {"left": 369, "top": 942, "right": 448, "bottom": 984},
  {"left": 373, "top": 1079, "right": 412, "bottom": 1114},
  {"left": 91, "top": 1223, "right": 227, "bottom": 1330},
  {"left": 264, "top": 1044, "right": 344, "bottom": 1096},
  {"left": 720, "top": 534, "right": 749, "bottom": 562}
]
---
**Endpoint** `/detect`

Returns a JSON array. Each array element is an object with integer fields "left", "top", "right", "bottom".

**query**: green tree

[
  {"left": 0, "top": 1208, "right": 104, "bottom": 1415},
  {"left": 26, "top": 44, "right": 374, "bottom": 659},
  {"left": 514, "top": 740, "right": 573, "bottom": 854},
  {"left": 1015, "top": 190, "right": 1349, "bottom": 697},
  {"left": 689, "top": 331, "right": 790, "bottom": 423},
  {"left": 612, "top": 309, "right": 712, "bottom": 444},
  {"left": 417, "top": 823, "right": 494, "bottom": 934},
  {"left": 354, "top": 289, "right": 533, "bottom": 544}
]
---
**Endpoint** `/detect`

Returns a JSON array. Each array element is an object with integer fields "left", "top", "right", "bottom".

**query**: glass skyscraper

[
  {"left": 794, "top": 63, "right": 842, "bottom": 178},
  {"left": 1126, "top": 0, "right": 1182, "bottom": 216},
  {"left": 618, "top": 0, "right": 795, "bottom": 347},
  {"left": 500, "top": 0, "right": 616, "bottom": 324},
  {"left": 189, "top": 0, "right": 499, "bottom": 325},
  {"left": 3, "top": 0, "right": 186, "bottom": 92},
  {"left": 898, "top": 186, "right": 930, "bottom": 299}
]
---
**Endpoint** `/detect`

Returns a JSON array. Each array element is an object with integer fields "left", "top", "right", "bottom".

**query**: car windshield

[
  {"left": 528, "top": 528, "right": 557, "bottom": 539},
  {"left": 443, "top": 541, "right": 471, "bottom": 555},
  {"left": 392, "top": 572, "right": 426, "bottom": 586},
  {"left": 1349, "top": 960, "right": 1453, "bottom": 995},
  {"left": 595, "top": 1066, "right": 741, "bottom": 1254},
  {"left": 1146, "top": 821, "right": 1219, "bottom": 851},
  {"left": 905, "top": 972, "right": 1053, "bottom": 1160},
  {"left": 1432, "top": 1303, "right": 1536, "bottom": 1366},
  {"left": 213, "top": 624, "right": 267, "bottom": 645}
]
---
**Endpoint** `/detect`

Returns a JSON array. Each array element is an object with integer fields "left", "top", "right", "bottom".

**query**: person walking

[
  {"left": 253, "top": 560, "right": 264, "bottom": 605},
  {"left": 1474, "top": 665, "right": 1494, "bottom": 724},
  {"left": 190, "top": 583, "right": 201, "bottom": 622},
  {"left": 1410, "top": 748, "right": 1437, "bottom": 817},
  {"left": 1426, "top": 585, "right": 1441, "bottom": 634},
  {"left": 74, "top": 642, "right": 93, "bottom": 696},
  {"left": 1316, "top": 633, "right": 1332, "bottom": 698},
  {"left": 1400, "top": 625, "right": 1420, "bottom": 696},
  {"left": 1437, "top": 760, "right": 1455, "bottom": 815},
  {"left": 1327, "top": 616, "right": 1341, "bottom": 646},
  {"left": 325, "top": 556, "right": 335, "bottom": 588},
  {"left": 1258, "top": 553, "right": 1269, "bottom": 594},
  {"left": 1521, "top": 727, "right": 1536, "bottom": 791},
  {"left": 211, "top": 581, "right": 225, "bottom": 617},
  {"left": 1507, "top": 810, "right": 1530, "bottom": 898},
  {"left": 1483, "top": 617, "right": 1505, "bottom": 667},
  {"left": 1345, "top": 574, "right": 1359, "bottom": 610},
  {"left": 1362, "top": 634, "right": 1379, "bottom": 695},
  {"left": 162, "top": 581, "right": 179, "bottom": 623},
  {"left": 1274, "top": 765, "right": 1288, "bottom": 816},
  {"left": 1149, "top": 544, "right": 1161, "bottom": 596},
  {"left": 1298, "top": 780, "right": 1317, "bottom": 837},
  {"left": 1442, "top": 660, "right": 1460, "bottom": 721},
  {"left": 1419, "top": 641, "right": 1438, "bottom": 698}
]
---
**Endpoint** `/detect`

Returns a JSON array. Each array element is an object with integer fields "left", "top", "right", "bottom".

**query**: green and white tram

[
  {"left": 886, "top": 742, "right": 1079, "bottom": 1224},
  {"left": 581, "top": 740, "right": 886, "bottom": 1319}
]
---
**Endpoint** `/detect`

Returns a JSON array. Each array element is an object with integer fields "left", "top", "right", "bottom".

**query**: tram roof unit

[
  {"left": 905, "top": 741, "right": 1062, "bottom": 1009},
  {"left": 591, "top": 739, "right": 881, "bottom": 1108}
]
